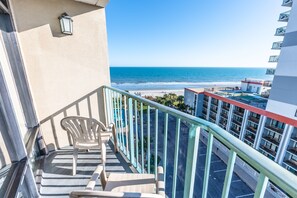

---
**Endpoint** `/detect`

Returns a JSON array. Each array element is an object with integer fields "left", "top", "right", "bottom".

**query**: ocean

[{"left": 110, "top": 67, "right": 273, "bottom": 90}]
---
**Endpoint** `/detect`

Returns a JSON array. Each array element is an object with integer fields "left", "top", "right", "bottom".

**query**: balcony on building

[
  {"left": 265, "top": 124, "right": 284, "bottom": 135},
  {"left": 259, "top": 145, "right": 277, "bottom": 160},
  {"left": 220, "top": 112, "right": 228, "bottom": 120},
  {"left": 279, "top": 11, "right": 290, "bottom": 22},
  {"left": 275, "top": 26, "right": 286, "bottom": 36},
  {"left": 266, "top": 68, "right": 276, "bottom": 75},
  {"left": 244, "top": 134, "right": 255, "bottom": 147},
  {"left": 211, "top": 98, "right": 218, "bottom": 106},
  {"left": 230, "top": 126, "right": 241, "bottom": 137},
  {"left": 269, "top": 55, "right": 279, "bottom": 63},
  {"left": 248, "top": 113, "right": 260, "bottom": 124},
  {"left": 203, "top": 101, "right": 208, "bottom": 108},
  {"left": 282, "top": 0, "right": 293, "bottom": 7},
  {"left": 233, "top": 107, "right": 244, "bottom": 117},
  {"left": 271, "top": 41, "right": 283, "bottom": 50}
]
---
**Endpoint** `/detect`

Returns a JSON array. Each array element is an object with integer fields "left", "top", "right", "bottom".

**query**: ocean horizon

[{"left": 110, "top": 67, "right": 273, "bottom": 90}]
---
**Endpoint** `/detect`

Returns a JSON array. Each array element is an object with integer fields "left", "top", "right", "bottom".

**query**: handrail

[
  {"left": 104, "top": 85, "right": 297, "bottom": 197},
  {"left": 0, "top": 157, "right": 28, "bottom": 198},
  {"left": 25, "top": 125, "right": 40, "bottom": 157}
]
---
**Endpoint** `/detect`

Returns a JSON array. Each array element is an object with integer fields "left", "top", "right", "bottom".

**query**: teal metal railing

[{"left": 104, "top": 86, "right": 297, "bottom": 198}]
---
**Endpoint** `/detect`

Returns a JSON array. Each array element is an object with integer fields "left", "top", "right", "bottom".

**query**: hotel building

[{"left": 185, "top": 0, "right": 297, "bottom": 182}]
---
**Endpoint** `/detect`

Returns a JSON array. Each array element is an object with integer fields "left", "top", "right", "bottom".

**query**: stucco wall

[
  {"left": 8, "top": 0, "right": 110, "bottom": 149},
  {"left": 9, "top": 0, "right": 110, "bottom": 121}
]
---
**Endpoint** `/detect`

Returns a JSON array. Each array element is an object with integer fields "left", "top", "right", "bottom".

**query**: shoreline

[
  {"left": 125, "top": 82, "right": 241, "bottom": 97},
  {"left": 129, "top": 89, "right": 184, "bottom": 97}
]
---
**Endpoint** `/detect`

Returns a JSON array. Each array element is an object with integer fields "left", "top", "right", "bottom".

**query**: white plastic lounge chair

[
  {"left": 70, "top": 165, "right": 165, "bottom": 198},
  {"left": 61, "top": 116, "right": 118, "bottom": 175}
]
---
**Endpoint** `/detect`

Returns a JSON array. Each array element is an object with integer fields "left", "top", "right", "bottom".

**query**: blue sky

[{"left": 105, "top": 0, "right": 285, "bottom": 67}]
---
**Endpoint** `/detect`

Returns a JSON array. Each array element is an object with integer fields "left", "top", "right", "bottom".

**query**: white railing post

[{"left": 128, "top": 97, "right": 135, "bottom": 165}]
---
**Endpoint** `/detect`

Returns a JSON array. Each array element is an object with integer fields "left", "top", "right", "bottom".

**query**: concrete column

[
  {"left": 216, "top": 100, "right": 222, "bottom": 125},
  {"left": 239, "top": 110, "right": 249, "bottom": 140},
  {"left": 254, "top": 116, "right": 267, "bottom": 150},
  {"left": 275, "top": 125, "right": 294, "bottom": 164},
  {"left": 206, "top": 96, "right": 211, "bottom": 121},
  {"left": 226, "top": 104, "right": 234, "bottom": 132}
]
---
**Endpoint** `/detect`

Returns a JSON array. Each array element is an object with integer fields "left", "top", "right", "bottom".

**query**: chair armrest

[
  {"left": 86, "top": 165, "right": 104, "bottom": 190},
  {"left": 157, "top": 166, "right": 165, "bottom": 197},
  {"left": 70, "top": 190, "right": 164, "bottom": 198}
]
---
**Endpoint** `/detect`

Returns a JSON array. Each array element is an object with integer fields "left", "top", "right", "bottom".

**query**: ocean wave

[
  {"left": 111, "top": 81, "right": 241, "bottom": 86},
  {"left": 111, "top": 81, "right": 241, "bottom": 90}
]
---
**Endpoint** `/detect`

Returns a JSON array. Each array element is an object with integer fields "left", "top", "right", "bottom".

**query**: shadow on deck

[{"left": 37, "top": 142, "right": 132, "bottom": 198}]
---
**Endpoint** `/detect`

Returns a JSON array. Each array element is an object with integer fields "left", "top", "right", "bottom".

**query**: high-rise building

[{"left": 266, "top": 0, "right": 297, "bottom": 120}]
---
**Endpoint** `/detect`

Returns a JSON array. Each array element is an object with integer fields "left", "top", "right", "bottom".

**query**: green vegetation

[{"left": 145, "top": 93, "right": 193, "bottom": 113}]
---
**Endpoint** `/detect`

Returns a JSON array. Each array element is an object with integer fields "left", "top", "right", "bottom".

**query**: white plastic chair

[
  {"left": 60, "top": 116, "right": 118, "bottom": 175},
  {"left": 70, "top": 165, "right": 165, "bottom": 197}
]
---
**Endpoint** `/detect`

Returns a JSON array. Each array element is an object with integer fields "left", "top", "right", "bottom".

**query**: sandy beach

[{"left": 129, "top": 89, "right": 184, "bottom": 97}]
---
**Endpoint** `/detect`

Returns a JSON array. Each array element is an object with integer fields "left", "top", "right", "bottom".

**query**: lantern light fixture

[{"left": 58, "top": 12, "right": 73, "bottom": 35}]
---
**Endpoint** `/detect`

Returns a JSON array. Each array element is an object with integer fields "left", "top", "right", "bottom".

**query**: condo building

[
  {"left": 184, "top": 0, "right": 297, "bottom": 190},
  {"left": 0, "top": 0, "right": 296, "bottom": 197}
]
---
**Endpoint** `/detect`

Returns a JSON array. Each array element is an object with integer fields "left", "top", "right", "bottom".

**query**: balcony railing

[
  {"left": 271, "top": 41, "right": 283, "bottom": 50},
  {"left": 275, "top": 26, "right": 286, "bottom": 36},
  {"left": 37, "top": 85, "right": 297, "bottom": 197},
  {"left": 266, "top": 68, "right": 276, "bottom": 75},
  {"left": 269, "top": 55, "right": 279, "bottom": 63},
  {"left": 103, "top": 86, "right": 297, "bottom": 197},
  {"left": 282, "top": 0, "right": 293, "bottom": 7},
  {"left": 279, "top": 11, "right": 290, "bottom": 22},
  {"left": 248, "top": 116, "right": 260, "bottom": 124}
]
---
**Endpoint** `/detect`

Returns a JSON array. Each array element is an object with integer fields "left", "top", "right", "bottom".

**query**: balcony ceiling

[{"left": 75, "top": 0, "right": 109, "bottom": 7}]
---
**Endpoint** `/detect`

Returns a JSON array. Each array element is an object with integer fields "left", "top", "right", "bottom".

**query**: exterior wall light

[{"left": 58, "top": 13, "right": 73, "bottom": 35}]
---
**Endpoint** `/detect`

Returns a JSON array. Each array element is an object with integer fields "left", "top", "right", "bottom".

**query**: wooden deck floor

[{"left": 38, "top": 143, "right": 132, "bottom": 197}]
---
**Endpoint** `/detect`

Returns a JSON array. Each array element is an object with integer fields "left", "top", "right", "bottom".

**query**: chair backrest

[{"left": 61, "top": 116, "right": 107, "bottom": 144}]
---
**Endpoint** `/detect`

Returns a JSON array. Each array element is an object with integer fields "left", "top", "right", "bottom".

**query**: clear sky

[{"left": 105, "top": 0, "right": 286, "bottom": 67}]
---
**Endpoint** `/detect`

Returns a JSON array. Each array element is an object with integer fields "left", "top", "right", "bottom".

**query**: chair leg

[
  {"left": 73, "top": 148, "right": 78, "bottom": 176},
  {"left": 101, "top": 143, "right": 106, "bottom": 166}
]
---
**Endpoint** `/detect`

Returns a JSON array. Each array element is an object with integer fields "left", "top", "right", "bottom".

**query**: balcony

[
  {"left": 233, "top": 110, "right": 244, "bottom": 117},
  {"left": 263, "top": 136, "right": 280, "bottom": 146},
  {"left": 203, "top": 102, "right": 208, "bottom": 108},
  {"left": 246, "top": 126, "right": 257, "bottom": 134},
  {"left": 282, "top": 0, "right": 293, "bottom": 7},
  {"left": 245, "top": 135, "right": 255, "bottom": 144},
  {"left": 259, "top": 145, "right": 277, "bottom": 159},
  {"left": 268, "top": 55, "right": 279, "bottom": 63},
  {"left": 284, "top": 160, "right": 297, "bottom": 172},
  {"left": 288, "top": 147, "right": 297, "bottom": 156},
  {"left": 232, "top": 119, "right": 242, "bottom": 127},
  {"left": 266, "top": 68, "right": 276, "bottom": 75},
  {"left": 220, "top": 113, "right": 228, "bottom": 120},
  {"left": 22, "top": 86, "right": 297, "bottom": 197},
  {"left": 265, "top": 125, "right": 284, "bottom": 135},
  {"left": 271, "top": 41, "right": 283, "bottom": 50},
  {"left": 248, "top": 116, "right": 260, "bottom": 124},
  {"left": 279, "top": 11, "right": 290, "bottom": 22},
  {"left": 275, "top": 26, "right": 286, "bottom": 36},
  {"left": 222, "top": 105, "right": 229, "bottom": 111}
]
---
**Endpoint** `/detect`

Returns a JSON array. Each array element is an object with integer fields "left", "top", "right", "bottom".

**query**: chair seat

[
  {"left": 105, "top": 173, "right": 156, "bottom": 194},
  {"left": 75, "top": 131, "right": 113, "bottom": 149}
]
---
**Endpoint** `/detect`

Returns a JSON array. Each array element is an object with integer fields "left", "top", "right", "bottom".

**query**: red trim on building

[{"left": 203, "top": 91, "right": 297, "bottom": 127}]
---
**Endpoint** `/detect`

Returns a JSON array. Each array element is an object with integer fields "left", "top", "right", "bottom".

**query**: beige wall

[
  {"left": 9, "top": 0, "right": 110, "bottom": 149},
  {"left": 9, "top": 0, "right": 110, "bottom": 121}
]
